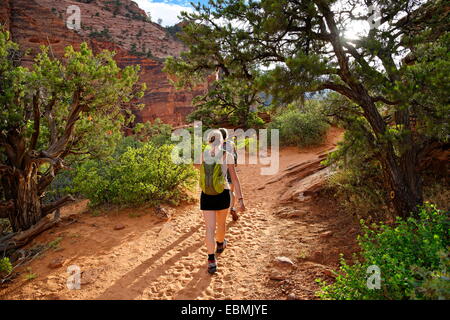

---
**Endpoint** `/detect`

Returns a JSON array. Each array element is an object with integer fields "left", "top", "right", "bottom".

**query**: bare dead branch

[{"left": 41, "top": 195, "right": 75, "bottom": 217}]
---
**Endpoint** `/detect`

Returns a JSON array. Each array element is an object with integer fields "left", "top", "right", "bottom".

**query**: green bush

[
  {"left": 411, "top": 252, "right": 450, "bottom": 300},
  {"left": 0, "top": 257, "right": 12, "bottom": 277},
  {"left": 326, "top": 165, "right": 389, "bottom": 221},
  {"left": 268, "top": 102, "right": 329, "bottom": 148},
  {"left": 317, "top": 204, "right": 449, "bottom": 300},
  {"left": 133, "top": 119, "right": 174, "bottom": 146},
  {"left": 72, "top": 142, "right": 197, "bottom": 206},
  {"left": 324, "top": 123, "right": 392, "bottom": 220}
]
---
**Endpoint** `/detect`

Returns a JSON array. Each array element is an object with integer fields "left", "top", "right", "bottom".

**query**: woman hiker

[
  {"left": 219, "top": 128, "right": 239, "bottom": 221},
  {"left": 198, "top": 129, "right": 246, "bottom": 274}
]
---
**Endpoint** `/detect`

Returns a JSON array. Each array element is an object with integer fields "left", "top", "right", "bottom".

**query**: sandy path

[{"left": 0, "top": 127, "right": 359, "bottom": 300}]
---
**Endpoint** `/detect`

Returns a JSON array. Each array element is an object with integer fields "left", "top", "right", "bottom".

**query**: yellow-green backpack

[{"left": 200, "top": 151, "right": 225, "bottom": 195}]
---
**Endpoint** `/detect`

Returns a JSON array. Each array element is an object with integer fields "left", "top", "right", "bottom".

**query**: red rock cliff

[{"left": 0, "top": 0, "right": 207, "bottom": 125}]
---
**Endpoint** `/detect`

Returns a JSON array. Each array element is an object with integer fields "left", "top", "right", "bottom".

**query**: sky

[
  {"left": 133, "top": 0, "right": 209, "bottom": 26},
  {"left": 134, "top": 0, "right": 370, "bottom": 38}
]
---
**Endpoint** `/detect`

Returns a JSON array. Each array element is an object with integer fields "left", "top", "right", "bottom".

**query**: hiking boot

[
  {"left": 230, "top": 208, "right": 239, "bottom": 221},
  {"left": 207, "top": 259, "right": 217, "bottom": 274},
  {"left": 216, "top": 239, "right": 228, "bottom": 254}
]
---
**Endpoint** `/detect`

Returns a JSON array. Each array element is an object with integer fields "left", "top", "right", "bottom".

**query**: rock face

[{"left": 1, "top": 0, "right": 207, "bottom": 125}]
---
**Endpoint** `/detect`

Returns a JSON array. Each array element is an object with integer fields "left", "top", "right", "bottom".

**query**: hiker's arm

[
  {"left": 228, "top": 164, "right": 246, "bottom": 212},
  {"left": 228, "top": 164, "right": 244, "bottom": 200}
]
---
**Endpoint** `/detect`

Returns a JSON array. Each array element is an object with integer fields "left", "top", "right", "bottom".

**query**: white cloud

[{"left": 133, "top": 0, "right": 193, "bottom": 26}]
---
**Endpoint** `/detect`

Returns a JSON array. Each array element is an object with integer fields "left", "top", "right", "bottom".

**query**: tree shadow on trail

[
  {"left": 96, "top": 225, "right": 203, "bottom": 300},
  {"left": 173, "top": 267, "right": 213, "bottom": 300}
]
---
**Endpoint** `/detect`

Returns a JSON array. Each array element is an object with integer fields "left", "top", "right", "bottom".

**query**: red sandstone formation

[{"left": 0, "top": 0, "right": 207, "bottom": 125}]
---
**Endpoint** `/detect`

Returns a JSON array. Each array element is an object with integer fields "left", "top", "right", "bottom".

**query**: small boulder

[
  {"left": 155, "top": 205, "right": 170, "bottom": 219},
  {"left": 269, "top": 273, "right": 286, "bottom": 281},
  {"left": 48, "top": 257, "right": 64, "bottom": 269},
  {"left": 80, "top": 270, "right": 97, "bottom": 285},
  {"left": 113, "top": 224, "right": 125, "bottom": 230}
]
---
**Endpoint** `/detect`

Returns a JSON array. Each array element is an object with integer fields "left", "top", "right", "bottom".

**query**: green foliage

[
  {"left": 0, "top": 257, "right": 12, "bottom": 276},
  {"left": 23, "top": 267, "right": 37, "bottom": 281},
  {"left": 133, "top": 119, "right": 173, "bottom": 146},
  {"left": 43, "top": 169, "right": 77, "bottom": 204},
  {"left": 72, "top": 141, "right": 197, "bottom": 206},
  {"left": 89, "top": 27, "right": 112, "bottom": 40},
  {"left": 401, "top": 32, "right": 449, "bottom": 142},
  {"left": 411, "top": 252, "right": 450, "bottom": 300},
  {"left": 317, "top": 204, "right": 449, "bottom": 300},
  {"left": 165, "top": 24, "right": 182, "bottom": 40},
  {"left": 165, "top": 56, "right": 266, "bottom": 127},
  {"left": 268, "top": 101, "right": 329, "bottom": 148},
  {"left": 44, "top": 121, "right": 176, "bottom": 205},
  {"left": 47, "top": 237, "right": 63, "bottom": 251},
  {"left": 326, "top": 166, "right": 389, "bottom": 221},
  {"left": 0, "top": 31, "right": 144, "bottom": 156}
]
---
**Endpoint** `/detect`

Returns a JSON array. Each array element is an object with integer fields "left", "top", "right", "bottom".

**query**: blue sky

[{"left": 133, "top": 0, "right": 209, "bottom": 26}]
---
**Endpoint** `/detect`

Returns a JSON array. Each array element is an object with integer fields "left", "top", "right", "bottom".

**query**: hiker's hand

[{"left": 238, "top": 199, "right": 246, "bottom": 213}]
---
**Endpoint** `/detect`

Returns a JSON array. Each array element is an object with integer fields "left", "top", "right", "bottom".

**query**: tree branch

[
  {"left": 316, "top": 82, "right": 357, "bottom": 101},
  {"left": 41, "top": 195, "right": 75, "bottom": 217},
  {"left": 372, "top": 96, "right": 401, "bottom": 106},
  {"left": 46, "top": 88, "right": 82, "bottom": 157},
  {"left": 30, "top": 93, "right": 40, "bottom": 151}
]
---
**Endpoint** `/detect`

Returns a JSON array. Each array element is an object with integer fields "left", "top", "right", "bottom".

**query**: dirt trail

[{"left": 0, "top": 127, "right": 360, "bottom": 300}]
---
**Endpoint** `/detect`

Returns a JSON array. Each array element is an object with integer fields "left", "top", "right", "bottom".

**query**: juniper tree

[{"left": 0, "top": 31, "right": 145, "bottom": 234}]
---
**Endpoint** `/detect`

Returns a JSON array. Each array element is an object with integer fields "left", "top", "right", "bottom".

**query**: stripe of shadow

[
  {"left": 96, "top": 225, "right": 201, "bottom": 299},
  {"left": 173, "top": 266, "right": 213, "bottom": 300}
]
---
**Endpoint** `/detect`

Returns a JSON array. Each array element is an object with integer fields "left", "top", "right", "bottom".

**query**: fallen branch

[
  {"left": 0, "top": 216, "right": 60, "bottom": 252},
  {"left": 41, "top": 195, "right": 75, "bottom": 217}
]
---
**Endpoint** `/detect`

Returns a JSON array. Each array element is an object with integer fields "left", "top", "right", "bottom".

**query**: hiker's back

[{"left": 200, "top": 148, "right": 233, "bottom": 195}]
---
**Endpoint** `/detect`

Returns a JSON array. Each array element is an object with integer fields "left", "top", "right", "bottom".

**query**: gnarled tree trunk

[
  {"left": 8, "top": 164, "right": 42, "bottom": 232},
  {"left": 381, "top": 149, "right": 423, "bottom": 218}
]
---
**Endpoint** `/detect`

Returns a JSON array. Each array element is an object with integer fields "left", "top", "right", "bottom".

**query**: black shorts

[{"left": 200, "top": 189, "right": 231, "bottom": 211}]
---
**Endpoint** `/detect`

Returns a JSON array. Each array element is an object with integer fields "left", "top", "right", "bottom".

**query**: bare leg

[
  {"left": 202, "top": 210, "right": 216, "bottom": 255},
  {"left": 215, "top": 209, "right": 229, "bottom": 243}
]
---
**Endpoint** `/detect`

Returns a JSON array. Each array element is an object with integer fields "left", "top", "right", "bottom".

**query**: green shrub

[
  {"left": 0, "top": 257, "right": 12, "bottom": 277},
  {"left": 268, "top": 102, "right": 329, "bottom": 148},
  {"left": 326, "top": 165, "right": 389, "bottom": 221},
  {"left": 317, "top": 204, "right": 449, "bottom": 300},
  {"left": 324, "top": 125, "right": 392, "bottom": 220},
  {"left": 411, "top": 251, "right": 450, "bottom": 300},
  {"left": 72, "top": 142, "right": 197, "bottom": 206},
  {"left": 133, "top": 119, "right": 173, "bottom": 146}
]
